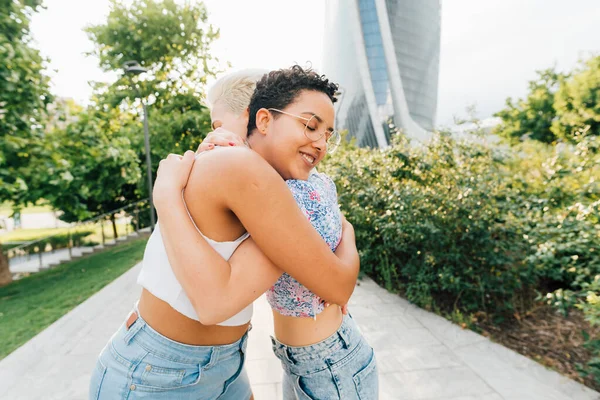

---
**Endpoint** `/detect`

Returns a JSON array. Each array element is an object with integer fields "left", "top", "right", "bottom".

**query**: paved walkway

[{"left": 0, "top": 263, "right": 598, "bottom": 400}]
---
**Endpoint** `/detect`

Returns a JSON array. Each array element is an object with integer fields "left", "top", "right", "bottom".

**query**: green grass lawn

[
  {"left": 1, "top": 227, "right": 75, "bottom": 242},
  {"left": 0, "top": 201, "right": 53, "bottom": 216},
  {"left": 0, "top": 223, "right": 131, "bottom": 244},
  {"left": 0, "top": 237, "right": 147, "bottom": 360}
]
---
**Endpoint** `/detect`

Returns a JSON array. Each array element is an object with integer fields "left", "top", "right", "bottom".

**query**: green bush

[
  {"left": 505, "top": 137, "right": 600, "bottom": 308},
  {"left": 321, "top": 133, "right": 535, "bottom": 316},
  {"left": 528, "top": 201, "right": 600, "bottom": 294},
  {"left": 322, "top": 133, "right": 599, "bottom": 317},
  {"left": 321, "top": 128, "right": 599, "bottom": 383},
  {"left": 577, "top": 276, "right": 600, "bottom": 385}
]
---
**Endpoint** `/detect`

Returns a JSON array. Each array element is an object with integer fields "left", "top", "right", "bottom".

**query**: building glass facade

[{"left": 323, "top": 0, "right": 441, "bottom": 147}]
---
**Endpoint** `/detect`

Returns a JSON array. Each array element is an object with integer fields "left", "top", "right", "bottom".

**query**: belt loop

[
  {"left": 239, "top": 330, "right": 249, "bottom": 353},
  {"left": 205, "top": 346, "right": 219, "bottom": 369},
  {"left": 284, "top": 347, "right": 296, "bottom": 364},
  {"left": 337, "top": 320, "right": 352, "bottom": 349},
  {"left": 271, "top": 336, "right": 295, "bottom": 364},
  {"left": 123, "top": 312, "right": 144, "bottom": 345}
]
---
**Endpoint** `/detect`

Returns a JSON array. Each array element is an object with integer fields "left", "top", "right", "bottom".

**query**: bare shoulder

[
  {"left": 188, "top": 147, "right": 285, "bottom": 195},
  {"left": 193, "top": 147, "right": 272, "bottom": 176}
]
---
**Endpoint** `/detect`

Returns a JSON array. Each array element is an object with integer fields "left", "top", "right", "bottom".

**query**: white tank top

[{"left": 137, "top": 157, "right": 252, "bottom": 326}]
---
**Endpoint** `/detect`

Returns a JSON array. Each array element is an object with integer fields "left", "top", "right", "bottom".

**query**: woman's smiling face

[{"left": 257, "top": 90, "right": 335, "bottom": 180}]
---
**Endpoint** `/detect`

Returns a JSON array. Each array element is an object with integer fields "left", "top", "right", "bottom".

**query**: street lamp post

[{"left": 123, "top": 61, "right": 155, "bottom": 231}]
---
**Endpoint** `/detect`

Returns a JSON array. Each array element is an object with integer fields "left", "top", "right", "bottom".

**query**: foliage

[
  {"left": 140, "top": 91, "right": 212, "bottom": 175},
  {"left": 501, "top": 137, "right": 600, "bottom": 298},
  {"left": 494, "top": 68, "right": 562, "bottom": 144},
  {"left": 552, "top": 55, "right": 600, "bottom": 143},
  {"left": 44, "top": 0, "right": 219, "bottom": 222},
  {"left": 577, "top": 275, "right": 600, "bottom": 385},
  {"left": 321, "top": 133, "right": 535, "bottom": 316},
  {"left": 41, "top": 106, "right": 141, "bottom": 222},
  {"left": 495, "top": 54, "right": 600, "bottom": 145},
  {"left": 528, "top": 201, "right": 599, "bottom": 293},
  {"left": 85, "top": 0, "right": 220, "bottom": 99},
  {"left": 0, "top": 0, "right": 52, "bottom": 286},
  {"left": 0, "top": 0, "right": 51, "bottom": 205},
  {"left": 322, "top": 123, "right": 599, "bottom": 382}
]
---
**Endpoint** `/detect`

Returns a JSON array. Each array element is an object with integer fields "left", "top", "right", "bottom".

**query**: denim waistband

[
  {"left": 118, "top": 302, "right": 250, "bottom": 365},
  {"left": 270, "top": 314, "right": 361, "bottom": 366}
]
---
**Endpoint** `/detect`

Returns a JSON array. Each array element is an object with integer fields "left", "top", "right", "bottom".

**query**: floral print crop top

[{"left": 266, "top": 171, "right": 343, "bottom": 319}]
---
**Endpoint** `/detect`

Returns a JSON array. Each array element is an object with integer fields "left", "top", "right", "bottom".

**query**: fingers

[
  {"left": 321, "top": 301, "right": 349, "bottom": 315},
  {"left": 208, "top": 137, "right": 235, "bottom": 147},
  {"left": 158, "top": 152, "right": 195, "bottom": 171},
  {"left": 183, "top": 150, "right": 195, "bottom": 163},
  {"left": 197, "top": 142, "right": 215, "bottom": 153},
  {"left": 213, "top": 127, "right": 243, "bottom": 141},
  {"left": 202, "top": 129, "right": 245, "bottom": 148},
  {"left": 342, "top": 218, "right": 354, "bottom": 233}
]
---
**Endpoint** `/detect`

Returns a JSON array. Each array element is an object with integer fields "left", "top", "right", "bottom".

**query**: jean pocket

[
  {"left": 132, "top": 361, "right": 202, "bottom": 392},
  {"left": 294, "top": 375, "right": 318, "bottom": 400},
  {"left": 292, "top": 369, "right": 340, "bottom": 400},
  {"left": 88, "top": 357, "right": 107, "bottom": 400},
  {"left": 353, "top": 348, "right": 378, "bottom": 400}
]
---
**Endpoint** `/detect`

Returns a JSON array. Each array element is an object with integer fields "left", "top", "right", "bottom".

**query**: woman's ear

[{"left": 255, "top": 108, "right": 271, "bottom": 136}]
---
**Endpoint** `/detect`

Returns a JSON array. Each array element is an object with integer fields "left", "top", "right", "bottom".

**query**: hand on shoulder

[{"left": 153, "top": 150, "right": 195, "bottom": 209}]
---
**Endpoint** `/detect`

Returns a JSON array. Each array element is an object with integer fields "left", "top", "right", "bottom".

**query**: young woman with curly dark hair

[{"left": 89, "top": 66, "right": 378, "bottom": 399}]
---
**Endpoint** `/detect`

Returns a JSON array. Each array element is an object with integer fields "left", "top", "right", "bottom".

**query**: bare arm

[
  {"left": 158, "top": 202, "right": 358, "bottom": 324},
  {"left": 157, "top": 205, "right": 282, "bottom": 324},
  {"left": 155, "top": 148, "right": 359, "bottom": 324}
]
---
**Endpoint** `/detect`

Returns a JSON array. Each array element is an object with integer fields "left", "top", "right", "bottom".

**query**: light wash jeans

[
  {"left": 271, "top": 314, "right": 379, "bottom": 400},
  {"left": 89, "top": 306, "right": 251, "bottom": 400}
]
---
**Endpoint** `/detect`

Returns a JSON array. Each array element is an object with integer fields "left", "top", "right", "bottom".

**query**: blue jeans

[
  {"left": 89, "top": 308, "right": 251, "bottom": 400},
  {"left": 271, "top": 314, "right": 379, "bottom": 400}
]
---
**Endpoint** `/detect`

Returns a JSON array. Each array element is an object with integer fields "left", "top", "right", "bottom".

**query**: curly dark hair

[{"left": 247, "top": 65, "right": 339, "bottom": 135}]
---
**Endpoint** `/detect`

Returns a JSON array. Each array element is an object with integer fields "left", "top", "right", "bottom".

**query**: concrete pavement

[{"left": 0, "top": 262, "right": 598, "bottom": 400}]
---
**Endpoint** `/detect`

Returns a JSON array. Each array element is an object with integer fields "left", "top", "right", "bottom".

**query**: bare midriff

[
  {"left": 272, "top": 303, "right": 344, "bottom": 347},
  {"left": 138, "top": 289, "right": 249, "bottom": 346}
]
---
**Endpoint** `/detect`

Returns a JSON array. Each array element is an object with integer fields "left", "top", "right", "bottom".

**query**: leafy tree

[
  {"left": 41, "top": 102, "right": 141, "bottom": 237},
  {"left": 552, "top": 55, "right": 600, "bottom": 143},
  {"left": 494, "top": 68, "right": 563, "bottom": 144},
  {"left": 44, "top": 0, "right": 220, "bottom": 228},
  {"left": 87, "top": 0, "right": 218, "bottom": 187},
  {"left": 85, "top": 0, "right": 220, "bottom": 100},
  {"left": 0, "top": 0, "right": 51, "bottom": 285}
]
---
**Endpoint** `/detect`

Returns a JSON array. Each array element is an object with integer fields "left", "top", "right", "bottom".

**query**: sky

[{"left": 30, "top": 0, "right": 600, "bottom": 127}]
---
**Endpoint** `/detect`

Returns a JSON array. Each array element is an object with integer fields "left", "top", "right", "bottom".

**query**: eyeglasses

[{"left": 268, "top": 108, "right": 341, "bottom": 154}]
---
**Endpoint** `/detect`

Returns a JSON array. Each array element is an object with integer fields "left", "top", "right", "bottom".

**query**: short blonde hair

[{"left": 207, "top": 69, "right": 268, "bottom": 116}]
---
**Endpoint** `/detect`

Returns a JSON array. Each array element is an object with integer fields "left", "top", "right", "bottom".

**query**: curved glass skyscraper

[{"left": 323, "top": 0, "right": 441, "bottom": 147}]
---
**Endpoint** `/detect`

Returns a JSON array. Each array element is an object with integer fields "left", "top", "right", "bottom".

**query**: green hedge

[
  {"left": 321, "top": 131, "right": 599, "bottom": 382},
  {"left": 322, "top": 134, "right": 534, "bottom": 316}
]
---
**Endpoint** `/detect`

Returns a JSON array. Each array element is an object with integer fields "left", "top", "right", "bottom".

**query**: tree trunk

[
  {"left": 0, "top": 245, "right": 12, "bottom": 287},
  {"left": 111, "top": 214, "right": 118, "bottom": 240}
]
